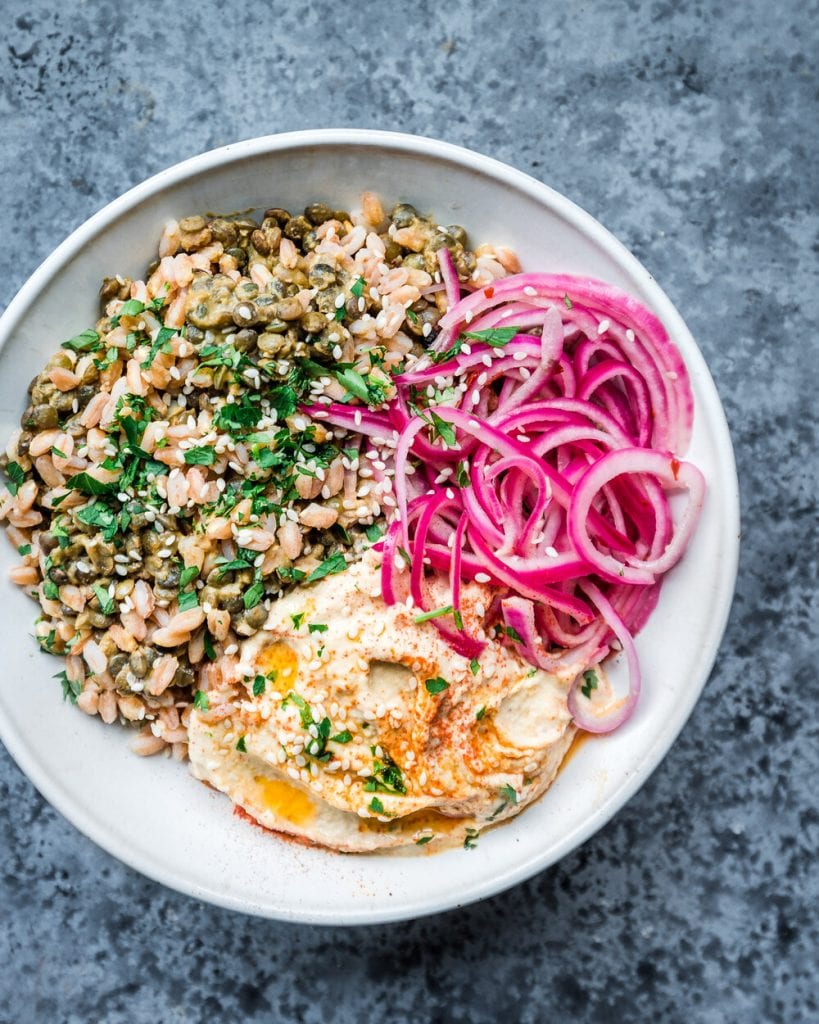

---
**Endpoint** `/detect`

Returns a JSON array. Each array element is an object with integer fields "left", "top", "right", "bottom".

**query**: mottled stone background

[{"left": 1, "top": 1, "right": 816, "bottom": 1021}]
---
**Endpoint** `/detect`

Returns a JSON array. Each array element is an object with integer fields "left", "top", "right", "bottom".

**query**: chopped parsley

[
  {"left": 476, "top": 706, "right": 486, "bottom": 721},
  {"left": 184, "top": 446, "right": 215, "bottom": 466},
  {"left": 365, "top": 523, "right": 382, "bottom": 543},
  {"left": 243, "top": 578, "right": 265, "bottom": 610},
  {"left": 177, "top": 589, "right": 199, "bottom": 612},
  {"left": 281, "top": 691, "right": 335, "bottom": 761},
  {"left": 308, "top": 623, "right": 328, "bottom": 634},
  {"left": 55, "top": 670, "right": 81, "bottom": 704},
  {"left": 192, "top": 690, "right": 210, "bottom": 711},
  {"left": 17, "top": 544, "right": 31, "bottom": 556},
  {"left": 5, "top": 461, "right": 25, "bottom": 495},
  {"left": 236, "top": 736, "right": 248, "bottom": 753},
  {"left": 463, "top": 827, "right": 479, "bottom": 850},
  {"left": 424, "top": 677, "right": 449, "bottom": 695},
  {"left": 414, "top": 605, "right": 453, "bottom": 624},
  {"left": 336, "top": 367, "right": 387, "bottom": 407},
  {"left": 364, "top": 746, "right": 406, "bottom": 795},
  {"left": 291, "top": 612, "right": 306, "bottom": 629},
  {"left": 350, "top": 276, "right": 366, "bottom": 298},
  {"left": 505, "top": 625, "right": 523, "bottom": 643},
  {"left": 64, "top": 473, "right": 118, "bottom": 497},
  {"left": 563, "top": 293, "right": 573, "bottom": 309},
  {"left": 580, "top": 669, "right": 599, "bottom": 700},
  {"left": 179, "top": 565, "right": 200, "bottom": 589},
  {"left": 462, "top": 325, "right": 522, "bottom": 347},
  {"left": 61, "top": 328, "right": 101, "bottom": 353},
  {"left": 469, "top": 658, "right": 480, "bottom": 676},
  {"left": 428, "top": 410, "right": 457, "bottom": 447},
  {"left": 92, "top": 584, "right": 115, "bottom": 616},
  {"left": 306, "top": 552, "right": 348, "bottom": 584},
  {"left": 368, "top": 796, "right": 385, "bottom": 814},
  {"left": 489, "top": 783, "right": 519, "bottom": 821},
  {"left": 330, "top": 729, "right": 352, "bottom": 744},
  {"left": 415, "top": 834, "right": 434, "bottom": 846},
  {"left": 499, "top": 784, "right": 518, "bottom": 806},
  {"left": 203, "top": 631, "right": 217, "bottom": 662},
  {"left": 252, "top": 675, "right": 267, "bottom": 697}
]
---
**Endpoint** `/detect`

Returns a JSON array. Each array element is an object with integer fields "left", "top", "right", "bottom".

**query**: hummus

[{"left": 189, "top": 550, "right": 596, "bottom": 852}]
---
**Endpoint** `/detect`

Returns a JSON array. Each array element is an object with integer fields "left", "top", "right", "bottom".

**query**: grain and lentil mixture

[{"left": 0, "top": 193, "right": 515, "bottom": 758}]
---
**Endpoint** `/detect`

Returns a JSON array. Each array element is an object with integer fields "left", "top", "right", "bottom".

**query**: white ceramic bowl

[{"left": 0, "top": 130, "right": 739, "bottom": 924}]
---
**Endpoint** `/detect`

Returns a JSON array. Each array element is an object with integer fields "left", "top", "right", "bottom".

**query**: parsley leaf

[
  {"left": 330, "top": 729, "right": 352, "bottom": 744},
  {"left": 55, "top": 670, "right": 81, "bottom": 704},
  {"left": 65, "top": 473, "right": 118, "bottom": 497},
  {"left": 365, "top": 523, "right": 382, "bottom": 543},
  {"left": 179, "top": 565, "right": 200, "bottom": 589},
  {"left": 425, "top": 677, "right": 449, "bottom": 695},
  {"left": 291, "top": 612, "right": 306, "bottom": 629},
  {"left": 336, "top": 367, "right": 370, "bottom": 403},
  {"left": 193, "top": 690, "right": 210, "bottom": 711},
  {"left": 308, "top": 623, "right": 328, "bottom": 634},
  {"left": 236, "top": 736, "right": 247, "bottom": 752},
  {"left": 499, "top": 784, "right": 518, "bottom": 806},
  {"left": 350, "top": 276, "right": 366, "bottom": 298},
  {"left": 5, "top": 461, "right": 25, "bottom": 495},
  {"left": 415, "top": 834, "right": 434, "bottom": 846},
  {"left": 369, "top": 796, "right": 385, "bottom": 814},
  {"left": 464, "top": 827, "right": 479, "bottom": 850},
  {"left": 306, "top": 552, "right": 348, "bottom": 584},
  {"left": 469, "top": 658, "right": 480, "bottom": 676},
  {"left": 61, "top": 329, "right": 101, "bottom": 353},
  {"left": 177, "top": 589, "right": 199, "bottom": 612},
  {"left": 428, "top": 410, "right": 457, "bottom": 447},
  {"left": 581, "top": 669, "right": 599, "bottom": 700},
  {"left": 252, "top": 675, "right": 267, "bottom": 697},
  {"left": 462, "top": 326, "right": 521, "bottom": 347},
  {"left": 92, "top": 584, "right": 115, "bottom": 615},
  {"left": 140, "top": 326, "right": 177, "bottom": 369},
  {"left": 476, "top": 706, "right": 486, "bottom": 720},
  {"left": 563, "top": 293, "right": 573, "bottom": 309},
  {"left": 243, "top": 579, "right": 265, "bottom": 610},
  {"left": 184, "top": 446, "right": 215, "bottom": 466}
]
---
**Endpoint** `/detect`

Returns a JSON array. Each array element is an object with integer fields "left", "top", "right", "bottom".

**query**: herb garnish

[
  {"left": 414, "top": 605, "right": 453, "bottom": 624},
  {"left": 462, "top": 326, "right": 521, "bottom": 347},
  {"left": 193, "top": 690, "right": 210, "bottom": 711},
  {"left": 306, "top": 552, "right": 348, "bottom": 584},
  {"left": 364, "top": 746, "right": 406, "bottom": 795},
  {"left": 55, "top": 670, "right": 81, "bottom": 704},
  {"left": 5, "top": 461, "right": 25, "bottom": 495},
  {"left": 580, "top": 669, "right": 599, "bottom": 699},
  {"left": 62, "top": 329, "right": 101, "bottom": 353},
  {"left": 424, "top": 677, "right": 449, "bottom": 695}
]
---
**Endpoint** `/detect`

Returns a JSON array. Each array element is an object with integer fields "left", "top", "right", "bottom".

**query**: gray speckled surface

[{"left": 1, "top": 1, "right": 817, "bottom": 1021}]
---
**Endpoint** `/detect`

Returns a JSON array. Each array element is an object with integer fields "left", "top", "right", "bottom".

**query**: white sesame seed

[
  {"left": 545, "top": 546, "right": 559, "bottom": 558},
  {"left": 523, "top": 285, "right": 537, "bottom": 296},
  {"left": 475, "top": 572, "right": 491, "bottom": 583},
  {"left": 598, "top": 319, "right": 611, "bottom": 335}
]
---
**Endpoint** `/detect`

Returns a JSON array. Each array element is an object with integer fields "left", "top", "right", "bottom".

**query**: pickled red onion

[{"left": 303, "top": 272, "right": 704, "bottom": 733}]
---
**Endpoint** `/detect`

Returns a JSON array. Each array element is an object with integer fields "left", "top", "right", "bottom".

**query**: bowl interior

[{"left": 0, "top": 133, "right": 739, "bottom": 924}]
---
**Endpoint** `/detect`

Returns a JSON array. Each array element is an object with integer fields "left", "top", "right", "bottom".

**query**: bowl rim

[{"left": 0, "top": 129, "right": 740, "bottom": 923}]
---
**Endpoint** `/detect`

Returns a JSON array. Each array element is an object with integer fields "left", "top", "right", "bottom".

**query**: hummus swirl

[{"left": 188, "top": 551, "right": 584, "bottom": 852}]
